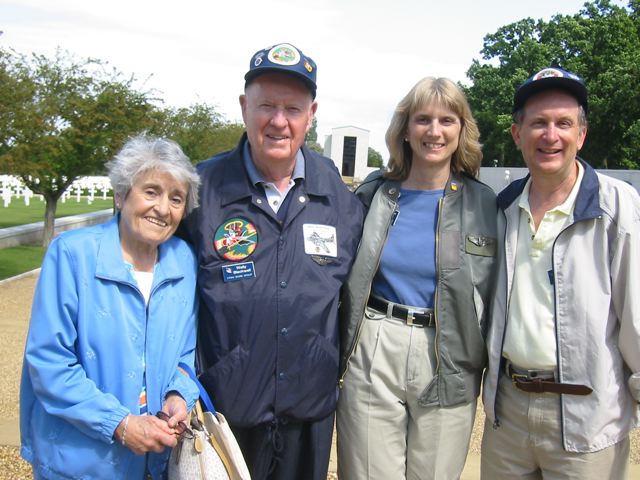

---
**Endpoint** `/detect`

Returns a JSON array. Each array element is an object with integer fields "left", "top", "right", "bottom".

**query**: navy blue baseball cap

[
  {"left": 513, "top": 67, "right": 588, "bottom": 113},
  {"left": 244, "top": 43, "right": 317, "bottom": 98}
]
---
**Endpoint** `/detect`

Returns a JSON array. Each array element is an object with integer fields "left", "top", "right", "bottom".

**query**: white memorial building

[{"left": 323, "top": 126, "right": 378, "bottom": 183}]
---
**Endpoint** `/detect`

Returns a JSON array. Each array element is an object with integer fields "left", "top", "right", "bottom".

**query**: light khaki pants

[
  {"left": 481, "top": 371, "right": 630, "bottom": 479},
  {"left": 337, "top": 307, "right": 476, "bottom": 480}
]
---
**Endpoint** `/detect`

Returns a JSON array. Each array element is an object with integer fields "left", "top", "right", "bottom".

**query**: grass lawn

[
  {"left": 0, "top": 245, "right": 45, "bottom": 281},
  {"left": 0, "top": 197, "right": 113, "bottom": 228}
]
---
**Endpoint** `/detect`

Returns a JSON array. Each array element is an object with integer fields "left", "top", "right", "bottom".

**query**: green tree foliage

[
  {"left": 367, "top": 147, "right": 384, "bottom": 168},
  {"left": 0, "top": 48, "right": 156, "bottom": 245},
  {"left": 0, "top": 49, "right": 30, "bottom": 158},
  {"left": 154, "top": 103, "right": 245, "bottom": 163},
  {"left": 305, "top": 117, "right": 324, "bottom": 153},
  {"left": 465, "top": 0, "right": 640, "bottom": 169}
]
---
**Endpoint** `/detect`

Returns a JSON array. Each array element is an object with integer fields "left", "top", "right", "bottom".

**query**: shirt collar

[
  {"left": 519, "top": 161, "right": 584, "bottom": 216},
  {"left": 242, "top": 141, "right": 306, "bottom": 187}
]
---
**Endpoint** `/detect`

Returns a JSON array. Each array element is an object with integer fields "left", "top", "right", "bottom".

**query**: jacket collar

[
  {"left": 572, "top": 158, "right": 604, "bottom": 221},
  {"left": 444, "top": 171, "right": 466, "bottom": 196},
  {"left": 379, "top": 170, "right": 467, "bottom": 202},
  {"left": 95, "top": 215, "right": 185, "bottom": 286},
  {"left": 497, "top": 157, "right": 603, "bottom": 221},
  {"left": 221, "top": 132, "right": 331, "bottom": 205},
  {"left": 220, "top": 133, "right": 331, "bottom": 207}
]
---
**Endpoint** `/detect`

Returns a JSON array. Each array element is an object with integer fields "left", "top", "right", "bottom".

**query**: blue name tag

[{"left": 222, "top": 261, "right": 256, "bottom": 282}]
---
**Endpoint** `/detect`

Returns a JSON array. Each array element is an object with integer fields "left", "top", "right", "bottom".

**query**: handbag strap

[{"left": 178, "top": 362, "right": 217, "bottom": 414}]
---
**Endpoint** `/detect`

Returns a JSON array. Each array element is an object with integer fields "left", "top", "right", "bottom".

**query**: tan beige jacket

[{"left": 484, "top": 159, "right": 640, "bottom": 452}]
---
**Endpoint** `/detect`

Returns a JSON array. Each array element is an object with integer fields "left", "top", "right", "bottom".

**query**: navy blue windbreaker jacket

[{"left": 181, "top": 134, "right": 364, "bottom": 427}]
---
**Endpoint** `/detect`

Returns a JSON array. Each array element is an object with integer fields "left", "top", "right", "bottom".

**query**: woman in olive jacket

[{"left": 337, "top": 77, "right": 498, "bottom": 480}]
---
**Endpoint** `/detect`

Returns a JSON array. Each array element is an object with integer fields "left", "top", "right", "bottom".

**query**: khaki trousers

[
  {"left": 481, "top": 371, "right": 630, "bottom": 479},
  {"left": 337, "top": 307, "right": 476, "bottom": 480}
]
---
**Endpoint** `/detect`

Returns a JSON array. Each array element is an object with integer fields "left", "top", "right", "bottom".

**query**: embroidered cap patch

[
  {"left": 268, "top": 44, "right": 301, "bottom": 66},
  {"left": 214, "top": 217, "right": 258, "bottom": 261}
]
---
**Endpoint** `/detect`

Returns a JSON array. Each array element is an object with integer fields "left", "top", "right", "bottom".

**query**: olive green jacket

[{"left": 339, "top": 170, "right": 498, "bottom": 407}]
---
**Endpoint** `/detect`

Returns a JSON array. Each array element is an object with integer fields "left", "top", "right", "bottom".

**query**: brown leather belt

[
  {"left": 367, "top": 296, "right": 435, "bottom": 328},
  {"left": 505, "top": 359, "right": 592, "bottom": 396}
]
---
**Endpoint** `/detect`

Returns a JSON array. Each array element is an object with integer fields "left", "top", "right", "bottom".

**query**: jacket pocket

[
  {"left": 440, "top": 230, "right": 462, "bottom": 269},
  {"left": 465, "top": 235, "right": 496, "bottom": 257},
  {"left": 280, "top": 334, "right": 339, "bottom": 421},
  {"left": 199, "top": 345, "right": 255, "bottom": 424}
]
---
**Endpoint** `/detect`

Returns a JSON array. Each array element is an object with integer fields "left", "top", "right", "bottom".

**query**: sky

[{"left": 1, "top": 0, "right": 614, "bottom": 158}]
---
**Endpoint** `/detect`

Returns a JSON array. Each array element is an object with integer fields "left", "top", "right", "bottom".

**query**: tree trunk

[{"left": 42, "top": 195, "right": 58, "bottom": 248}]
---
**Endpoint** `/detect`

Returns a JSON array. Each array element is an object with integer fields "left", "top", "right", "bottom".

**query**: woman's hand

[
  {"left": 115, "top": 414, "right": 178, "bottom": 455},
  {"left": 161, "top": 392, "right": 189, "bottom": 429}
]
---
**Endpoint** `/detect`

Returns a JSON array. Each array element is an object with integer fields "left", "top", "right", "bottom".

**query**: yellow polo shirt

[{"left": 503, "top": 162, "right": 584, "bottom": 370}]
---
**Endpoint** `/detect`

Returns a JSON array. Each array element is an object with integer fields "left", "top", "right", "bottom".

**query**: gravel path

[
  {"left": 1, "top": 272, "right": 638, "bottom": 480},
  {"left": 0, "top": 272, "right": 36, "bottom": 479}
]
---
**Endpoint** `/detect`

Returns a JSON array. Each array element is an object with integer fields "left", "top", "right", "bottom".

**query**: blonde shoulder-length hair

[{"left": 385, "top": 77, "right": 482, "bottom": 180}]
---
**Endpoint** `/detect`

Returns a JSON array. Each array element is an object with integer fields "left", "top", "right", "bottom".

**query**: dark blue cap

[
  {"left": 244, "top": 43, "right": 317, "bottom": 99},
  {"left": 514, "top": 67, "right": 588, "bottom": 113}
]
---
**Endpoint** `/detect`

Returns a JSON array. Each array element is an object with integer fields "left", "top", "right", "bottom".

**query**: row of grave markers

[{"left": 0, "top": 175, "right": 112, "bottom": 208}]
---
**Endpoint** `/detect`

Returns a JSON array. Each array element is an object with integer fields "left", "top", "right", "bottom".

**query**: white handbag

[
  {"left": 168, "top": 363, "right": 251, "bottom": 480},
  {"left": 168, "top": 400, "right": 231, "bottom": 480}
]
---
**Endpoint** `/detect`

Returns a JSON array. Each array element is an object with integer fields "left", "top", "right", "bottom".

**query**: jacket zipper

[
  {"left": 339, "top": 193, "right": 398, "bottom": 387},
  {"left": 492, "top": 208, "right": 510, "bottom": 430},
  {"left": 432, "top": 196, "right": 443, "bottom": 382},
  {"left": 140, "top": 276, "right": 171, "bottom": 416},
  {"left": 549, "top": 215, "right": 599, "bottom": 446}
]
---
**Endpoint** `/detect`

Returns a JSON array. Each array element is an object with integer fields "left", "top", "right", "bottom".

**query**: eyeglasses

[{"left": 155, "top": 411, "right": 194, "bottom": 439}]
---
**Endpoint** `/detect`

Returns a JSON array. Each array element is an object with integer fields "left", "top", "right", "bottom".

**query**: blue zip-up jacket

[
  {"left": 20, "top": 216, "right": 200, "bottom": 479},
  {"left": 181, "top": 134, "right": 364, "bottom": 427}
]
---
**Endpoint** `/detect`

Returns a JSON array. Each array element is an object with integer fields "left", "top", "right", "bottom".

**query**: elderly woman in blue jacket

[{"left": 20, "top": 135, "right": 201, "bottom": 479}]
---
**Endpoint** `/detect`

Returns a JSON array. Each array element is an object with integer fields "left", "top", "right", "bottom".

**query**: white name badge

[{"left": 303, "top": 224, "right": 337, "bottom": 257}]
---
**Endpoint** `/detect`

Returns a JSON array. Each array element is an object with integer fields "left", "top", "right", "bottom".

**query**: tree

[
  {"left": 0, "top": 48, "right": 157, "bottom": 246},
  {"left": 465, "top": 0, "right": 640, "bottom": 169},
  {"left": 0, "top": 49, "right": 29, "bottom": 158},
  {"left": 305, "top": 117, "right": 324, "bottom": 153},
  {"left": 367, "top": 147, "right": 384, "bottom": 168},
  {"left": 153, "top": 103, "right": 245, "bottom": 163}
]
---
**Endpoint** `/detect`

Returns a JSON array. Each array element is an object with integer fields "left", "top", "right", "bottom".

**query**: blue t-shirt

[{"left": 372, "top": 188, "right": 443, "bottom": 308}]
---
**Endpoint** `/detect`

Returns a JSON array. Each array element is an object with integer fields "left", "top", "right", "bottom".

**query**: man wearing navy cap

[
  {"left": 481, "top": 67, "right": 640, "bottom": 478},
  {"left": 180, "top": 43, "right": 364, "bottom": 479}
]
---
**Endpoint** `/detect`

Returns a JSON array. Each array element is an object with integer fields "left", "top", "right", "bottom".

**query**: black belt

[
  {"left": 367, "top": 296, "right": 435, "bottom": 327},
  {"left": 504, "top": 359, "right": 592, "bottom": 396}
]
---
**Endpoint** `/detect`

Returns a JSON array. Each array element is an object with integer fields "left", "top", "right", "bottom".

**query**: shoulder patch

[{"left": 213, "top": 217, "right": 258, "bottom": 261}]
